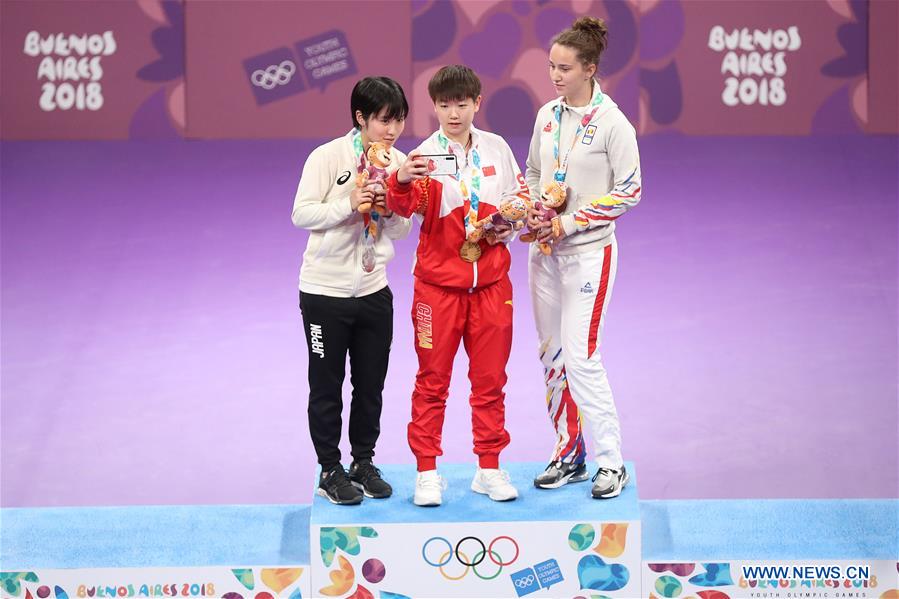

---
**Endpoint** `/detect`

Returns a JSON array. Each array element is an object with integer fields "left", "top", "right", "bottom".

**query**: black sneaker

[
  {"left": 534, "top": 460, "right": 590, "bottom": 489},
  {"left": 591, "top": 465, "right": 629, "bottom": 499},
  {"left": 349, "top": 460, "right": 393, "bottom": 498},
  {"left": 317, "top": 464, "right": 363, "bottom": 505}
]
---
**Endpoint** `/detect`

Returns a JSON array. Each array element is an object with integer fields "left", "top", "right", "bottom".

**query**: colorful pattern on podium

[
  {"left": 309, "top": 462, "right": 641, "bottom": 598},
  {"left": 0, "top": 505, "right": 311, "bottom": 599},
  {"left": 3, "top": 484, "right": 896, "bottom": 598},
  {"left": 640, "top": 499, "right": 899, "bottom": 599}
]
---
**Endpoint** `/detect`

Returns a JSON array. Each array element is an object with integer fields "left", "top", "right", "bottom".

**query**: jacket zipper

[{"left": 351, "top": 234, "right": 362, "bottom": 296}]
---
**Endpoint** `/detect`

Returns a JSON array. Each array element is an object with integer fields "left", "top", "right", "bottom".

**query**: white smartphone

[{"left": 420, "top": 154, "right": 457, "bottom": 176}]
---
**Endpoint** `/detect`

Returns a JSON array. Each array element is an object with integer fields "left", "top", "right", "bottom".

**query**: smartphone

[{"left": 420, "top": 154, "right": 457, "bottom": 176}]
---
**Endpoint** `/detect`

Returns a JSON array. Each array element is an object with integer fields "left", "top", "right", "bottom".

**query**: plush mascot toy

[
  {"left": 467, "top": 196, "right": 529, "bottom": 243},
  {"left": 356, "top": 141, "right": 392, "bottom": 215},
  {"left": 519, "top": 180, "right": 567, "bottom": 254}
]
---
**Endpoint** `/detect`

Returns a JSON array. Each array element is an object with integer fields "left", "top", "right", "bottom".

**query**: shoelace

[
  {"left": 354, "top": 462, "right": 382, "bottom": 483},
  {"left": 549, "top": 460, "right": 578, "bottom": 472},
  {"left": 592, "top": 467, "right": 617, "bottom": 483},
  {"left": 482, "top": 469, "right": 512, "bottom": 484},
  {"left": 418, "top": 473, "right": 445, "bottom": 490},
  {"left": 325, "top": 467, "right": 355, "bottom": 490}
]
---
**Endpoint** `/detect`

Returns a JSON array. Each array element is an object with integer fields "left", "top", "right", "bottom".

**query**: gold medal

[{"left": 459, "top": 240, "right": 481, "bottom": 263}]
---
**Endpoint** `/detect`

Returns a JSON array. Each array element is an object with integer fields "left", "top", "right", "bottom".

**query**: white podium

[{"left": 310, "top": 461, "right": 641, "bottom": 598}]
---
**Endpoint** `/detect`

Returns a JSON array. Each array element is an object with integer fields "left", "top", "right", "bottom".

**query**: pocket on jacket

[{"left": 314, "top": 228, "right": 335, "bottom": 259}]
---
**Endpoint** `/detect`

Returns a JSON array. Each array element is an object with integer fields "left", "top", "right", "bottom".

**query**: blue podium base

[
  {"left": 640, "top": 499, "right": 899, "bottom": 599},
  {"left": 0, "top": 504, "right": 311, "bottom": 598},
  {"left": 2, "top": 465, "right": 897, "bottom": 599}
]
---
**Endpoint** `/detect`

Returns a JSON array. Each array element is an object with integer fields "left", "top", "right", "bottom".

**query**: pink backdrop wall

[
  {"left": 638, "top": 0, "right": 870, "bottom": 135},
  {"left": 0, "top": 0, "right": 181, "bottom": 139},
  {"left": 183, "top": 1, "right": 412, "bottom": 138},
  {"left": 1, "top": 0, "right": 896, "bottom": 139}
]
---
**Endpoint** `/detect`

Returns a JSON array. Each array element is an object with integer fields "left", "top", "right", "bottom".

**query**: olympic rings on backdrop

[
  {"left": 421, "top": 535, "right": 520, "bottom": 581},
  {"left": 250, "top": 60, "right": 296, "bottom": 90}
]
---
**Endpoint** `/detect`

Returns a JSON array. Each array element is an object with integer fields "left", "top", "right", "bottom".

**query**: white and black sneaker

[
  {"left": 534, "top": 460, "right": 590, "bottom": 489},
  {"left": 349, "top": 460, "right": 393, "bottom": 499},
  {"left": 317, "top": 464, "right": 363, "bottom": 505},
  {"left": 591, "top": 465, "right": 629, "bottom": 499}
]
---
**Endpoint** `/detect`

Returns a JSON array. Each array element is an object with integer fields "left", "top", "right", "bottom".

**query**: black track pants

[{"left": 299, "top": 286, "right": 393, "bottom": 468}]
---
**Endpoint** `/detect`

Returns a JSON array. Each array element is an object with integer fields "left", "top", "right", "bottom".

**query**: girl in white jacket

[
  {"left": 525, "top": 17, "right": 642, "bottom": 499},
  {"left": 292, "top": 77, "right": 411, "bottom": 505}
]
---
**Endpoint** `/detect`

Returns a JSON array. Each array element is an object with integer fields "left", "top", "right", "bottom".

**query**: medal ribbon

[
  {"left": 352, "top": 128, "right": 379, "bottom": 242},
  {"left": 551, "top": 85, "right": 604, "bottom": 185},
  {"left": 438, "top": 132, "right": 481, "bottom": 238}
]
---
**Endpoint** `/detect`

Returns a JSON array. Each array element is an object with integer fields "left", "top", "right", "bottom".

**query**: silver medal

[{"left": 362, "top": 246, "right": 375, "bottom": 273}]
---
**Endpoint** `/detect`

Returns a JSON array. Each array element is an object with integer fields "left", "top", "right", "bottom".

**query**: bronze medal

[{"left": 459, "top": 240, "right": 481, "bottom": 263}]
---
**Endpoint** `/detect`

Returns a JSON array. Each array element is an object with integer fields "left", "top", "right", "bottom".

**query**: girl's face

[
  {"left": 357, "top": 107, "right": 406, "bottom": 148},
  {"left": 549, "top": 43, "right": 596, "bottom": 100},
  {"left": 434, "top": 96, "right": 481, "bottom": 140}
]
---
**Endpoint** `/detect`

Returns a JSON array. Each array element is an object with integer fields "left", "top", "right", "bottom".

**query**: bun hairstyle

[{"left": 552, "top": 16, "right": 609, "bottom": 67}]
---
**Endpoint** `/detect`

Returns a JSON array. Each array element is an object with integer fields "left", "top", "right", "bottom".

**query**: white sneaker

[
  {"left": 414, "top": 470, "right": 446, "bottom": 506},
  {"left": 471, "top": 468, "right": 519, "bottom": 501}
]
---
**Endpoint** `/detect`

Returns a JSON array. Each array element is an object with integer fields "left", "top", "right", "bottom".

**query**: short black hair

[
  {"left": 350, "top": 77, "right": 409, "bottom": 129},
  {"left": 427, "top": 65, "right": 481, "bottom": 103}
]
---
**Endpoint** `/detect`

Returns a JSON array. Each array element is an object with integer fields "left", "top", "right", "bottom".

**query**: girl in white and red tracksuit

[
  {"left": 526, "top": 16, "right": 642, "bottom": 498},
  {"left": 387, "top": 126, "right": 529, "bottom": 474}
]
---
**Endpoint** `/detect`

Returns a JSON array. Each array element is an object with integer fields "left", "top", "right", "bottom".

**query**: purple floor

[{"left": 1, "top": 134, "right": 896, "bottom": 507}]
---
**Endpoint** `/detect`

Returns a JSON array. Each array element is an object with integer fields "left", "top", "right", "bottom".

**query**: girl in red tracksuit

[{"left": 387, "top": 65, "right": 529, "bottom": 506}]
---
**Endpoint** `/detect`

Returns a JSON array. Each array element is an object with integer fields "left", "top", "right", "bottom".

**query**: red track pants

[{"left": 408, "top": 275, "right": 513, "bottom": 471}]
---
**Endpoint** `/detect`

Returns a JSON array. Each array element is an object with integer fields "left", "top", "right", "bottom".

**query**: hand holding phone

[
  {"left": 397, "top": 151, "right": 430, "bottom": 184},
  {"left": 420, "top": 154, "right": 458, "bottom": 176}
]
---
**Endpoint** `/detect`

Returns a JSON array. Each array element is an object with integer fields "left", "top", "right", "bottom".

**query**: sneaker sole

[
  {"left": 592, "top": 471, "right": 630, "bottom": 500},
  {"left": 534, "top": 469, "right": 590, "bottom": 489},
  {"left": 316, "top": 487, "right": 363, "bottom": 505},
  {"left": 413, "top": 496, "right": 442, "bottom": 507},
  {"left": 351, "top": 481, "right": 392, "bottom": 499},
  {"left": 471, "top": 480, "right": 518, "bottom": 502}
]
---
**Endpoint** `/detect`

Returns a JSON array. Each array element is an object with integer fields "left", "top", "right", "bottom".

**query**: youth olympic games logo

[
  {"left": 251, "top": 60, "right": 296, "bottom": 89},
  {"left": 514, "top": 573, "right": 536, "bottom": 587},
  {"left": 242, "top": 31, "right": 357, "bottom": 107},
  {"left": 421, "top": 535, "right": 520, "bottom": 581},
  {"left": 242, "top": 47, "right": 306, "bottom": 106}
]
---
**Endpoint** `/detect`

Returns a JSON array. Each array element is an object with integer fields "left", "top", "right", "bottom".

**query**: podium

[
  {"left": 310, "top": 461, "right": 641, "bottom": 598},
  {"left": 0, "top": 505, "right": 312, "bottom": 599},
  {"left": 4, "top": 476, "right": 897, "bottom": 599},
  {"left": 639, "top": 499, "right": 899, "bottom": 599}
]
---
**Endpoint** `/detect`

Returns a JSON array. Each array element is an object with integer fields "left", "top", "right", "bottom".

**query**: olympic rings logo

[
  {"left": 250, "top": 60, "right": 296, "bottom": 89},
  {"left": 421, "top": 535, "right": 519, "bottom": 581},
  {"left": 514, "top": 574, "right": 536, "bottom": 588}
]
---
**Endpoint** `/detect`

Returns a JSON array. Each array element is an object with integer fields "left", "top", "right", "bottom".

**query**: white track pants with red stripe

[{"left": 528, "top": 238, "right": 622, "bottom": 469}]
